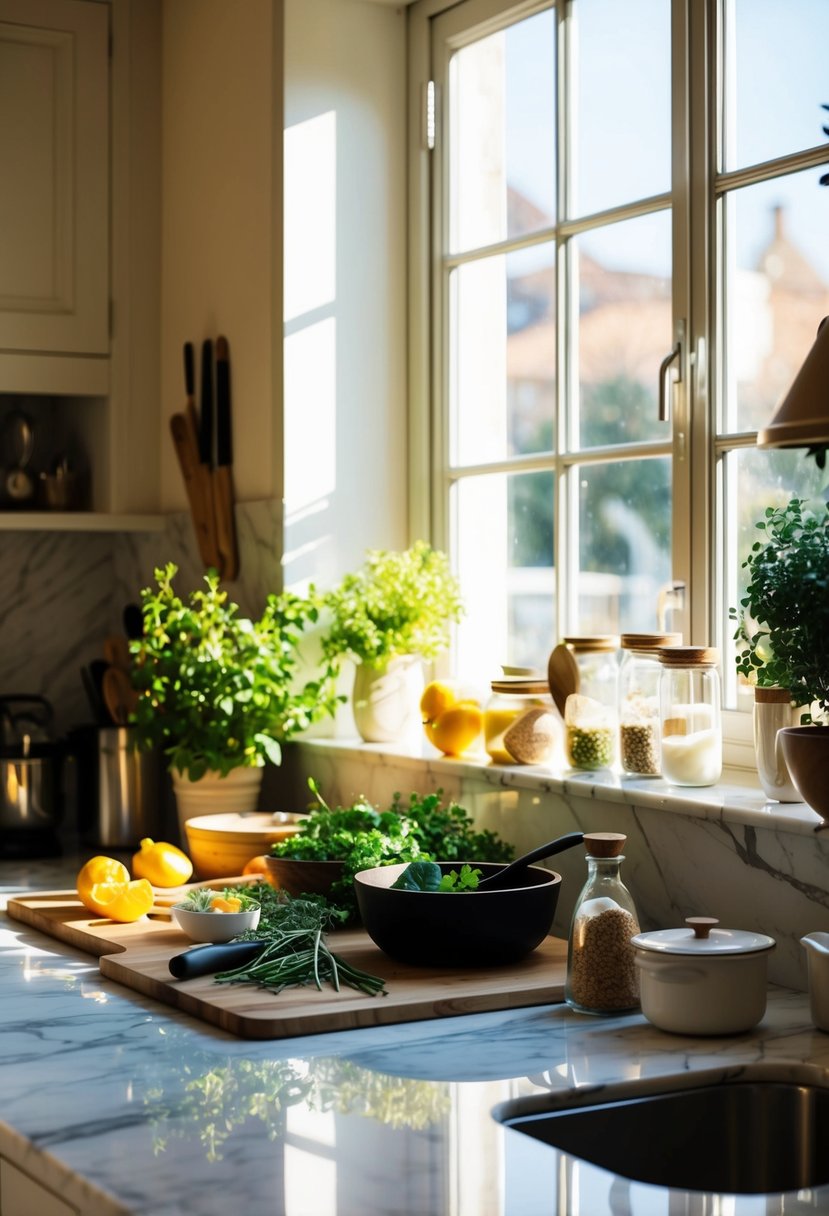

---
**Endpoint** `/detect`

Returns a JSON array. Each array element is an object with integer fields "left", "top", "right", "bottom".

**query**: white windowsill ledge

[{"left": 291, "top": 737, "right": 824, "bottom": 839}]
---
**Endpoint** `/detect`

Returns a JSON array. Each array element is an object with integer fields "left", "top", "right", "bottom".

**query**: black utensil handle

[
  {"left": 183, "top": 342, "right": 195, "bottom": 397},
  {"left": 169, "top": 939, "right": 265, "bottom": 981},
  {"left": 215, "top": 335, "right": 232, "bottom": 466},
  {"left": 520, "top": 831, "right": 584, "bottom": 867},
  {"left": 199, "top": 338, "right": 214, "bottom": 467}
]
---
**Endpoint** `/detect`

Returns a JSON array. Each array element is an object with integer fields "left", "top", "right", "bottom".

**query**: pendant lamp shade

[{"left": 757, "top": 317, "right": 829, "bottom": 449}]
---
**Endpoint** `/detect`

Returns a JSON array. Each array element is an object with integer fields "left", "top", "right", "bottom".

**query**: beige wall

[{"left": 160, "top": 0, "right": 280, "bottom": 509}]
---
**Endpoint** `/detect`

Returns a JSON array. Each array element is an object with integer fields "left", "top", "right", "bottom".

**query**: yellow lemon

[
  {"left": 132, "top": 838, "right": 193, "bottom": 887},
  {"left": 425, "top": 703, "right": 484, "bottom": 756},
  {"left": 76, "top": 856, "right": 131, "bottom": 916},
  {"left": 88, "top": 879, "right": 154, "bottom": 924},
  {"left": 420, "top": 680, "right": 460, "bottom": 724}
]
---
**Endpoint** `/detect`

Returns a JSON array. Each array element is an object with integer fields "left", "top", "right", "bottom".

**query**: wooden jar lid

[{"left": 583, "top": 832, "right": 626, "bottom": 857}]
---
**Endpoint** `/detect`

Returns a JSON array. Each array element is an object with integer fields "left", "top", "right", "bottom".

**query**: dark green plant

[
  {"left": 131, "top": 563, "right": 341, "bottom": 780},
  {"left": 730, "top": 497, "right": 829, "bottom": 717},
  {"left": 321, "top": 541, "right": 464, "bottom": 668}
]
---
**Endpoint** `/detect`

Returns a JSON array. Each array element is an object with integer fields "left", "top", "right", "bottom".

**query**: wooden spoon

[
  {"left": 547, "top": 643, "right": 580, "bottom": 716},
  {"left": 102, "top": 666, "right": 139, "bottom": 726}
]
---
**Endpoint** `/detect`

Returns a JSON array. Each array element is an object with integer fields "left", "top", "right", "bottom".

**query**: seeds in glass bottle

[
  {"left": 620, "top": 722, "right": 660, "bottom": 775},
  {"left": 568, "top": 903, "right": 640, "bottom": 1011},
  {"left": 566, "top": 725, "right": 615, "bottom": 769}
]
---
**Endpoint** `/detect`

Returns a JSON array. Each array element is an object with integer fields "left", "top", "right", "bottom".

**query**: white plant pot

[
  {"left": 351, "top": 655, "right": 424, "bottom": 744},
  {"left": 753, "top": 688, "right": 800, "bottom": 802},
  {"left": 172, "top": 766, "right": 264, "bottom": 842}
]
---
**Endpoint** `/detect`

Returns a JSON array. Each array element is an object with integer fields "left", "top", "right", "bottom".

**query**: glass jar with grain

[
  {"left": 618, "top": 632, "right": 681, "bottom": 776},
  {"left": 562, "top": 637, "right": 619, "bottom": 770}
]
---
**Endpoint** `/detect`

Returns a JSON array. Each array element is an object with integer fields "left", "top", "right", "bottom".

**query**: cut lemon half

[
  {"left": 76, "top": 856, "right": 130, "bottom": 916},
  {"left": 87, "top": 878, "right": 154, "bottom": 924}
]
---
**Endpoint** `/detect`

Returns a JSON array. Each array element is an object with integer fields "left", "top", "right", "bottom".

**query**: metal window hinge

[{"left": 422, "top": 81, "right": 436, "bottom": 151}]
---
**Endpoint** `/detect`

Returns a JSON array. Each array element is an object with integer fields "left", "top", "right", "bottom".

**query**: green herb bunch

[
  {"left": 271, "top": 784, "right": 513, "bottom": 914},
  {"left": 131, "top": 563, "right": 342, "bottom": 780},
  {"left": 321, "top": 541, "right": 464, "bottom": 668},
  {"left": 731, "top": 497, "right": 829, "bottom": 717}
]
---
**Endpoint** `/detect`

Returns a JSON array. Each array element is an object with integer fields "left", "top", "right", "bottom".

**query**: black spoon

[{"left": 475, "top": 831, "right": 584, "bottom": 890}]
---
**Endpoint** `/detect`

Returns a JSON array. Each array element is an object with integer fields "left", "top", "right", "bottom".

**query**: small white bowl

[{"left": 171, "top": 903, "right": 261, "bottom": 944}]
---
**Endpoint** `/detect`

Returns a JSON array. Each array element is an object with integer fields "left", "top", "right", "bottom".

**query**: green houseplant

[
  {"left": 321, "top": 541, "right": 464, "bottom": 743},
  {"left": 131, "top": 563, "right": 340, "bottom": 829},
  {"left": 732, "top": 497, "right": 829, "bottom": 816}
]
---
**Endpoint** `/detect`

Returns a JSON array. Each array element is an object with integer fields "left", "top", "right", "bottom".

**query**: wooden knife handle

[
  {"left": 213, "top": 464, "right": 239, "bottom": 581},
  {"left": 170, "top": 413, "right": 220, "bottom": 571}
]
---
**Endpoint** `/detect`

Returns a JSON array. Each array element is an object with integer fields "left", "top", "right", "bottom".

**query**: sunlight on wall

[{"left": 284, "top": 111, "right": 338, "bottom": 527}]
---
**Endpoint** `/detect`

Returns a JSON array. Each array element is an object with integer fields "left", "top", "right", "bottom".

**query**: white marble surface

[{"left": 2, "top": 856, "right": 829, "bottom": 1216}]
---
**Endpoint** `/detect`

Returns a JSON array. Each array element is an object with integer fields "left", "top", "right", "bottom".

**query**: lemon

[
  {"left": 89, "top": 879, "right": 154, "bottom": 923},
  {"left": 420, "top": 680, "right": 460, "bottom": 724},
  {"left": 76, "top": 856, "right": 131, "bottom": 916},
  {"left": 425, "top": 703, "right": 484, "bottom": 756},
  {"left": 132, "top": 838, "right": 193, "bottom": 887}
]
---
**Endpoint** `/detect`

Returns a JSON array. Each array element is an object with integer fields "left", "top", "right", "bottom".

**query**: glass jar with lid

[
  {"left": 561, "top": 637, "right": 619, "bottom": 770},
  {"left": 658, "top": 646, "right": 722, "bottom": 787},
  {"left": 618, "top": 632, "right": 681, "bottom": 776},
  {"left": 484, "top": 678, "right": 558, "bottom": 765}
]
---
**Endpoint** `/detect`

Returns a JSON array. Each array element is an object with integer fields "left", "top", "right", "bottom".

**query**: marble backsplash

[{"left": 0, "top": 500, "right": 283, "bottom": 738}]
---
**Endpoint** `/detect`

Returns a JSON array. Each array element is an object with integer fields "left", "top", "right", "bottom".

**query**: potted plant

[
  {"left": 732, "top": 497, "right": 829, "bottom": 814},
  {"left": 321, "top": 541, "right": 464, "bottom": 743},
  {"left": 131, "top": 563, "right": 340, "bottom": 835}
]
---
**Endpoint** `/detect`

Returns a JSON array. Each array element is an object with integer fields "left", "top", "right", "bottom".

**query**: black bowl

[{"left": 353, "top": 861, "right": 561, "bottom": 968}]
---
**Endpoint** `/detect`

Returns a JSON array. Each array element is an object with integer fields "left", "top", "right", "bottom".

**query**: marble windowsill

[{"left": 291, "top": 736, "right": 825, "bottom": 838}]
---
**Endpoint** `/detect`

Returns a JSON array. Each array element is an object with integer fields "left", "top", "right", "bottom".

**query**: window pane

[
  {"left": 723, "top": 0, "right": 829, "bottom": 172},
  {"left": 573, "top": 0, "right": 670, "bottom": 216},
  {"left": 719, "top": 171, "right": 829, "bottom": 434},
  {"left": 450, "top": 8, "right": 555, "bottom": 253},
  {"left": 720, "top": 447, "right": 828, "bottom": 708},
  {"left": 576, "top": 458, "right": 671, "bottom": 633},
  {"left": 576, "top": 213, "right": 672, "bottom": 449},
  {"left": 451, "top": 244, "right": 555, "bottom": 466},
  {"left": 454, "top": 471, "right": 555, "bottom": 681}
]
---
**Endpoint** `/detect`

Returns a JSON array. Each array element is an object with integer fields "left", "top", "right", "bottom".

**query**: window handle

[{"left": 659, "top": 342, "right": 682, "bottom": 423}]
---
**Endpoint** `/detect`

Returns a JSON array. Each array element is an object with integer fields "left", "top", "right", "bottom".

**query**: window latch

[{"left": 658, "top": 341, "right": 682, "bottom": 423}]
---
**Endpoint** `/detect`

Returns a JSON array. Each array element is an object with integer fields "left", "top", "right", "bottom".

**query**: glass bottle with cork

[
  {"left": 618, "top": 632, "right": 681, "bottom": 776},
  {"left": 658, "top": 646, "right": 722, "bottom": 787},
  {"left": 565, "top": 832, "right": 641, "bottom": 1015}
]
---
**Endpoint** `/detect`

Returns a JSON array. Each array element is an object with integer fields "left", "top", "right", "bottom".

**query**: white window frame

[{"left": 407, "top": 0, "right": 829, "bottom": 769}]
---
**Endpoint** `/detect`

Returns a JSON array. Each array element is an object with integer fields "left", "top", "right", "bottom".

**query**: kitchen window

[{"left": 409, "top": 0, "right": 829, "bottom": 749}]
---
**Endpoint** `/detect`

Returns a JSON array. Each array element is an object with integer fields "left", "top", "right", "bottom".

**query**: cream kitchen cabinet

[
  {"left": 0, "top": 0, "right": 108, "bottom": 359},
  {"left": 0, "top": 0, "right": 161, "bottom": 520}
]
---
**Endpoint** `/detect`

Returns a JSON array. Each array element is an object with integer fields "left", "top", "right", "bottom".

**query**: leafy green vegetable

[
  {"left": 271, "top": 784, "right": 513, "bottom": 916},
  {"left": 391, "top": 861, "right": 482, "bottom": 891}
]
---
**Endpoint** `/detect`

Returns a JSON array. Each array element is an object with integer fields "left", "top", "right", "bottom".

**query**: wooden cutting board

[{"left": 6, "top": 888, "right": 568, "bottom": 1040}]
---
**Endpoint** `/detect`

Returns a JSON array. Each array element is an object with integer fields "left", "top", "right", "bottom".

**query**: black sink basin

[{"left": 494, "top": 1064, "right": 829, "bottom": 1196}]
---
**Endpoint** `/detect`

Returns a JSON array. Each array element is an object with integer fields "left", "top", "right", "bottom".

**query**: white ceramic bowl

[
  {"left": 171, "top": 903, "right": 261, "bottom": 944},
  {"left": 632, "top": 917, "right": 775, "bottom": 1036}
]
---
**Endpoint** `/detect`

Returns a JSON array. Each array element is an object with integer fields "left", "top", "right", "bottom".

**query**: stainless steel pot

[
  {"left": 0, "top": 695, "right": 64, "bottom": 839},
  {"left": 71, "top": 725, "right": 161, "bottom": 848}
]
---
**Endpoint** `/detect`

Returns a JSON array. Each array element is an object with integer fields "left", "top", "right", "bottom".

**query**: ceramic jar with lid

[
  {"left": 566, "top": 832, "right": 641, "bottom": 1015},
  {"left": 618, "top": 632, "right": 681, "bottom": 776},
  {"left": 658, "top": 646, "right": 722, "bottom": 786},
  {"left": 484, "top": 678, "right": 558, "bottom": 765},
  {"left": 632, "top": 917, "right": 776, "bottom": 1035}
]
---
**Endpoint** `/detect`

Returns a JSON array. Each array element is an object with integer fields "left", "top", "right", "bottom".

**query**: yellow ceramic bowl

[{"left": 184, "top": 812, "right": 303, "bottom": 880}]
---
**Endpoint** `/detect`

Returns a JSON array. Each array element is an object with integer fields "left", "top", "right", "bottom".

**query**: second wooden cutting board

[{"left": 7, "top": 889, "right": 568, "bottom": 1040}]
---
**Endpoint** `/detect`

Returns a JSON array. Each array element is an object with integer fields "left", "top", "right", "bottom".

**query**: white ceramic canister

[
  {"left": 631, "top": 916, "right": 775, "bottom": 1035},
  {"left": 753, "top": 687, "right": 800, "bottom": 802}
]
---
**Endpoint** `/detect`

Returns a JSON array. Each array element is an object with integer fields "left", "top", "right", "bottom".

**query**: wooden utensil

[
  {"left": 172, "top": 343, "right": 221, "bottom": 573},
  {"left": 102, "top": 665, "right": 139, "bottom": 726},
  {"left": 547, "top": 643, "right": 580, "bottom": 717},
  {"left": 103, "top": 634, "right": 131, "bottom": 673}
]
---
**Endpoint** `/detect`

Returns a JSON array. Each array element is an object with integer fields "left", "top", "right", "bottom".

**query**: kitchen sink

[{"left": 493, "top": 1063, "right": 829, "bottom": 1196}]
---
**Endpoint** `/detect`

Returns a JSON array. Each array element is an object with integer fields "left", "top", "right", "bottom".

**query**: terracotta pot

[
  {"left": 351, "top": 655, "right": 424, "bottom": 743},
  {"left": 778, "top": 726, "right": 829, "bottom": 826}
]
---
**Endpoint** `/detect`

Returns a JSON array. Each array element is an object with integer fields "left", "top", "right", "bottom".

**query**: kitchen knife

[
  {"left": 169, "top": 939, "right": 266, "bottom": 981},
  {"left": 198, "top": 339, "right": 214, "bottom": 468},
  {"left": 170, "top": 411, "right": 216, "bottom": 568},
  {"left": 213, "top": 335, "right": 239, "bottom": 580}
]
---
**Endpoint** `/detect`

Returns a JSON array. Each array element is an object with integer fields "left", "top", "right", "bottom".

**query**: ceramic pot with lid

[{"left": 632, "top": 916, "right": 775, "bottom": 1035}]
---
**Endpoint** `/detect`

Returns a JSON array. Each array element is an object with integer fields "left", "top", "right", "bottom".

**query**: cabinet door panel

[{"left": 0, "top": 0, "right": 108, "bottom": 355}]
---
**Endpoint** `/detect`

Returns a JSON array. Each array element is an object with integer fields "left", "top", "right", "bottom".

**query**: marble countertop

[{"left": 3, "top": 853, "right": 829, "bottom": 1216}]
